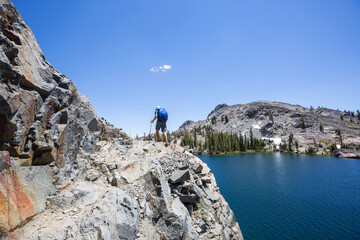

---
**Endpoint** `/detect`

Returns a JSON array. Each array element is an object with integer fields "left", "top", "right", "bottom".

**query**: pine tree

[
  {"left": 320, "top": 123, "right": 324, "bottom": 132},
  {"left": 268, "top": 110, "right": 274, "bottom": 123},
  {"left": 288, "top": 133, "right": 294, "bottom": 152},
  {"left": 249, "top": 128, "right": 254, "bottom": 150},
  {"left": 225, "top": 115, "right": 229, "bottom": 124},
  {"left": 179, "top": 126, "right": 265, "bottom": 154},
  {"left": 239, "top": 133, "right": 245, "bottom": 151},
  {"left": 193, "top": 131, "right": 197, "bottom": 148},
  {"left": 205, "top": 136, "right": 209, "bottom": 151},
  {"left": 211, "top": 116, "right": 217, "bottom": 125},
  {"left": 335, "top": 129, "right": 343, "bottom": 146},
  {"left": 199, "top": 142, "right": 203, "bottom": 153},
  {"left": 301, "top": 117, "right": 306, "bottom": 129}
]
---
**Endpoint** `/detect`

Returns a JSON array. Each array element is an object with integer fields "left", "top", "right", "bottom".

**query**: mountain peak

[{"left": 207, "top": 103, "right": 229, "bottom": 118}]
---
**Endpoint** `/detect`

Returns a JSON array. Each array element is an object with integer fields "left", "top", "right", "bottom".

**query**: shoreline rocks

[{"left": 333, "top": 149, "right": 360, "bottom": 159}]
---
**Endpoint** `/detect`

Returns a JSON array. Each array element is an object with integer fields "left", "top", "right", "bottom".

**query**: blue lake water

[{"left": 198, "top": 153, "right": 360, "bottom": 240}]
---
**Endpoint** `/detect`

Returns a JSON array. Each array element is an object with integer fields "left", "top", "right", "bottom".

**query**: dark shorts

[{"left": 156, "top": 121, "right": 167, "bottom": 132}]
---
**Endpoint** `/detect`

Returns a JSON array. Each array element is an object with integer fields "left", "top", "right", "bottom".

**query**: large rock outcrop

[
  {"left": 0, "top": 0, "right": 120, "bottom": 171},
  {"left": 0, "top": 0, "right": 122, "bottom": 234},
  {"left": 0, "top": 0, "right": 242, "bottom": 239},
  {"left": 8, "top": 141, "right": 242, "bottom": 239}
]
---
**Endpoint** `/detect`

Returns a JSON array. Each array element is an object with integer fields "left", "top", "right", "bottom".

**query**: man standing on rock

[{"left": 151, "top": 106, "right": 168, "bottom": 143}]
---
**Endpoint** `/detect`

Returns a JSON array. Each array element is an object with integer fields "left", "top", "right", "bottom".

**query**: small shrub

[
  {"left": 329, "top": 144, "right": 337, "bottom": 152},
  {"left": 306, "top": 147, "right": 316, "bottom": 155}
]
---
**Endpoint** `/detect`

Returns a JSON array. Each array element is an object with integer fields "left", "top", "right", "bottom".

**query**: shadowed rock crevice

[
  {"left": 0, "top": 1, "right": 243, "bottom": 239},
  {"left": 1, "top": 28, "right": 21, "bottom": 46}
]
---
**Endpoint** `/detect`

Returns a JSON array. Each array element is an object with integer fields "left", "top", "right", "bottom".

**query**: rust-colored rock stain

[
  {"left": 5, "top": 231, "right": 22, "bottom": 240},
  {"left": 0, "top": 170, "right": 34, "bottom": 231},
  {"left": 0, "top": 190, "right": 9, "bottom": 224},
  {"left": 123, "top": 164, "right": 134, "bottom": 171},
  {"left": 21, "top": 67, "right": 35, "bottom": 86}
]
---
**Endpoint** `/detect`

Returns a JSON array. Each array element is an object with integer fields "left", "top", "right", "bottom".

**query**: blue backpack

[{"left": 158, "top": 108, "right": 168, "bottom": 121}]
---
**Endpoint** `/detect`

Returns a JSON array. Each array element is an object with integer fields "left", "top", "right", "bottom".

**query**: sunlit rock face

[
  {"left": 179, "top": 101, "right": 360, "bottom": 155},
  {"left": 0, "top": 1, "right": 242, "bottom": 239},
  {"left": 0, "top": 0, "right": 116, "bottom": 170}
]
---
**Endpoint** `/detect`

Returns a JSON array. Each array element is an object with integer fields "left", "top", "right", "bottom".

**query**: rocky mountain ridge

[
  {"left": 179, "top": 101, "right": 360, "bottom": 157},
  {"left": 0, "top": 1, "right": 242, "bottom": 239},
  {"left": 6, "top": 140, "right": 242, "bottom": 239}
]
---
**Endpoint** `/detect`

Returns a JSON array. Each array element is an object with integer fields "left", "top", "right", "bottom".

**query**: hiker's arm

[{"left": 151, "top": 114, "right": 158, "bottom": 123}]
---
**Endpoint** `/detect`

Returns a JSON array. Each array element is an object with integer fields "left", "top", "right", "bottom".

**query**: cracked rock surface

[
  {"left": 0, "top": 0, "right": 243, "bottom": 239},
  {"left": 7, "top": 141, "right": 242, "bottom": 240}
]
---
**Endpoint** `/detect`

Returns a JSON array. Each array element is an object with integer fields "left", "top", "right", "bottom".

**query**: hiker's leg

[
  {"left": 163, "top": 131, "right": 167, "bottom": 142},
  {"left": 155, "top": 122, "right": 161, "bottom": 141},
  {"left": 156, "top": 130, "right": 160, "bottom": 141},
  {"left": 161, "top": 122, "right": 167, "bottom": 142}
]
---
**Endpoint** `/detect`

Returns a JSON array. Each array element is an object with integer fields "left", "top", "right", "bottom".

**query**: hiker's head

[{"left": 155, "top": 106, "right": 160, "bottom": 110}]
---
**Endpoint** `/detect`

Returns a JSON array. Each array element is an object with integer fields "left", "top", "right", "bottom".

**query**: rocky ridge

[
  {"left": 179, "top": 101, "right": 360, "bottom": 156},
  {"left": 8, "top": 141, "right": 241, "bottom": 239},
  {"left": 0, "top": 1, "right": 242, "bottom": 239}
]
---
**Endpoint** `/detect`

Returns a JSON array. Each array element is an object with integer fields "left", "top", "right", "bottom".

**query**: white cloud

[
  {"left": 150, "top": 64, "right": 172, "bottom": 72},
  {"left": 162, "top": 64, "right": 171, "bottom": 70}
]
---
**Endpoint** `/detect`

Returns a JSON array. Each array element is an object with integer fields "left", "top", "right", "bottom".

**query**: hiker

[{"left": 150, "top": 106, "right": 168, "bottom": 143}]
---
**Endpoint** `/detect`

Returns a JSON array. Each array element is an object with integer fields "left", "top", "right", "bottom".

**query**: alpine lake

[{"left": 198, "top": 153, "right": 360, "bottom": 240}]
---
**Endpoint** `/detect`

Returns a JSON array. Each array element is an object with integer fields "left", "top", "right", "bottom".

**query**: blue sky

[{"left": 13, "top": 0, "right": 360, "bottom": 136}]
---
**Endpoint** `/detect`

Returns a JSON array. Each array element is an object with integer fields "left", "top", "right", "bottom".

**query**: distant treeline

[
  {"left": 179, "top": 126, "right": 266, "bottom": 154},
  {"left": 337, "top": 109, "right": 360, "bottom": 122},
  {"left": 341, "top": 109, "right": 360, "bottom": 119}
]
